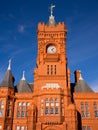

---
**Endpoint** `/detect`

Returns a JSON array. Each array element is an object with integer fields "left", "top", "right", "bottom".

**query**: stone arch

[
  {"left": 43, "top": 125, "right": 62, "bottom": 130},
  {"left": 45, "top": 42, "right": 57, "bottom": 53}
]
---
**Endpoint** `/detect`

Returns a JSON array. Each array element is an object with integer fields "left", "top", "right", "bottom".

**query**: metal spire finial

[
  {"left": 79, "top": 71, "right": 83, "bottom": 80},
  {"left": 50, "top": 4, "right": 55, "bottom": 16},
  {"left": 48, "top": 4, "right": 56, "bottom": 25},
  {"left": 8, "top": 59, "right": 11, "bottom": 70},
  {"left": 21, "top": 71, "right": 26, "bottom": 80}
]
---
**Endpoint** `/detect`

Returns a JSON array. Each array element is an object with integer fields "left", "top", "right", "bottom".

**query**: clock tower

[
  {"left": 34, "top": 5, "right": 68, "bottom": 91},
  {"left": 33, "top": 5, "right": 77, "bottom": 130}
]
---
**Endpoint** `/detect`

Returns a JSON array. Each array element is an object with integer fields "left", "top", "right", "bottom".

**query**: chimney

[{"left": 74, "top": 70, "right": 81, "bottom": 83}]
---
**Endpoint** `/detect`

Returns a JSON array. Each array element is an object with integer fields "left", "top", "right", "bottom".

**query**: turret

[
  {"left": 74, "top": 70, "right": 94, "bottom": 92},
  {"left": 16, "top": 71, "right": 32, "bottom": 92},
  {"left": 0, "top": 59, "right": 15, "bottom": 88}
]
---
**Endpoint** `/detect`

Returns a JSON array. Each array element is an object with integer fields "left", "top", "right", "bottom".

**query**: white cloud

[
  {"left": 11, "top": 49, "right": 26, "bottom": 58},
  {"left": 18, "top": 25, "right": 25, "bottom": 33}
]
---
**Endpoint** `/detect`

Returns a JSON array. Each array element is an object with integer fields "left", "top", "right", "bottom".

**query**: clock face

[{"left": 47, "top": 45, "right": 56, "bottom": 53}]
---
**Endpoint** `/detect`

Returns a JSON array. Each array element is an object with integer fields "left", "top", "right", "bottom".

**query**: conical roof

[
  {"left": 16, "top": 80, "right": 32, "bottom": 92},
  {"left": 0, "top": 60, "right": 15, "bottom": 88},
  {"left": 74, "top": 79, "right": 94, "bottom": 92},
  {"left": 16, "top": 71, "right": 32, "bottom": 92},
  {"left": 0, "top": 70, "right": 15, "bottom": 88}
]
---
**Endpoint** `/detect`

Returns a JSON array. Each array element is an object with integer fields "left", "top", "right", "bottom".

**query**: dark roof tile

[
  {"left": 16, "top": 79, "right": 32, "bottom": 92},
  {"left": 0, "top": 70, "right": 15, "bottom": 88},
  {"left": 74, "top": 79, "right": 94, "bottom": 92}
]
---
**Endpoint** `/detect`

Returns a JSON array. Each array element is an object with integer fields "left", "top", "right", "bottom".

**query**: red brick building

[{"left": 0, "top": 5, "right": 98, "bottom": 130}]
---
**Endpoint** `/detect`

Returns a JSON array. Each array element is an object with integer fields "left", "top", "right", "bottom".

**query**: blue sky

[{"left": 0, "top": 0, "right": 98, "bottom": 91}]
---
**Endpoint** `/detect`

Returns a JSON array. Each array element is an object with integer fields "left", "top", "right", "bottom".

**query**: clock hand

[{"left": 51, "top": 48, "right": 54, "bottom": 51}]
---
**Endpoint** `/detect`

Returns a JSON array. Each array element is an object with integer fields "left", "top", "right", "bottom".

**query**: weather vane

[{"left": 50, "top": 4, "right": 55, "bottom": 16}]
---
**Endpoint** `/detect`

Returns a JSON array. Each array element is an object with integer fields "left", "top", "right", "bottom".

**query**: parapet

[{"left": 38, "top": 22, "right": 67, "bottom": 32}]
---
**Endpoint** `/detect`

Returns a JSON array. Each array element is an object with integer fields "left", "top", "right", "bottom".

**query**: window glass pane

[
  {"left": 21, "top": 111, "right": 25, "bottom": 117},
  {"left": 55, "top": 108, "right": 59, "bottom": 114},
  {"left": 26, "top": 102, "right": 30, "bottom": 106},
  {"left": 87, "top": 126, "right": 91, "bottom": 130},
  {"left": 50, "top": 98, "right": 54, "bottom": 102},
  {"left": 22, "top": 106, "right": 25, "bottom": 111},
  {"left": 86, "top": 112, "right": 90, "bottom": 117},
  {"left": 0, "top": 110, "right": 3, "bottom": 116},
  {"left": 56, "top": 103, "right": 59, "bottom": 106},
  {"left": 18, "top": 106, "right": 20, "bottom": 110},
  {"left": 0, "top": 125, "right": 2, "bottom": 129},
  {"left": 21, "top": 126, "right": 24, "bottom": 130},
  {"left": 82, "top": 126, "right": 86, "bottom": 130},
  {"left": 16, "top": 126, "right": 20, "bottom": 130},
  {"left": 81, "top": 111, "right": 85, "bottom": 118},
  {"left": 81, "top": 102, "right": 84, "bottom": 110},
  {"left": 45, "top": 98, "right": 48, "bottom": 102},
  {"left": 45, "top": 107, "right": 48, "bottom": 114},
  {"left": 85, "top": 102, "right": 88, "bottom": 106},
  {"left": 18, "top": 103, "right": 22, "bottom": 106},
  {"left": 23, "top": 103, "right": 26, "bottom": 106},
  {"left": 17, "top": 111, "right": 20, "bottom": 117},
  {"left": 55, "top": 98, "right": 58, "bottom": 102},
  {"left": 1, "top": 100, "right": 4, "bottom": 105},
  {"left": 95, "top": 111, "right": 98, "bottom": 117},
  {"left": 94, "top": 102, "right": 96, "bottom": 105},
  {"left": 1, "top": 105, "right": 4, "bottom": 108},
  {"left": 50, "top": 103, "right": 54, "bottom": 107},
  {"left": 50, "top": 108, "right": 54, "bottom": 114},
  {"left": 46, "top": 103, "right": 49, "bottom": 106},
  {"left": 94, "top": 102, "right": 97, "bottom": 109},
  {"left": 85, "top": 102, "right": 89, "bottom": 111}
]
